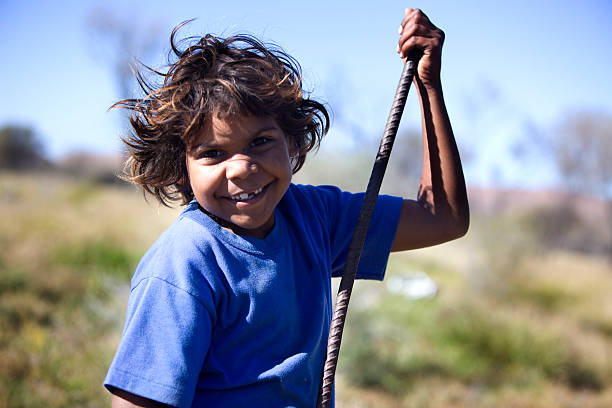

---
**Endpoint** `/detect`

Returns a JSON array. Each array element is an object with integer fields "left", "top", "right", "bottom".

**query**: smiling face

[{"left": 186, "top": 114, "right": 296, "bottom": 238}]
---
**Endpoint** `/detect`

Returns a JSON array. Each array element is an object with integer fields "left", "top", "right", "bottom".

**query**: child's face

[{"left": 186, "top": 114, "right": 296, "bottom": 238}]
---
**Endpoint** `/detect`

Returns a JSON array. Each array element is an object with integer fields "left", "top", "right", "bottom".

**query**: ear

[{"left": 288, "top": 136, "right": 299, "bottom": 158}]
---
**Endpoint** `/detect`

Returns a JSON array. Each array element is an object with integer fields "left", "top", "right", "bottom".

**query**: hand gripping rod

[{"left": 317, "top": 55, "right": 419, "bottom": 408}]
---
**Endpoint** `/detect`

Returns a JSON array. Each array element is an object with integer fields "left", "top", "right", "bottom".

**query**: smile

[{"left": 230, "top": 186, "right": 264, "bottom": 202}]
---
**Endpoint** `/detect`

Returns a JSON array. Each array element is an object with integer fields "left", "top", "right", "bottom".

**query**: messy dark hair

[{"left": 114, "top": 21, "right": 330, "bottom": 206}]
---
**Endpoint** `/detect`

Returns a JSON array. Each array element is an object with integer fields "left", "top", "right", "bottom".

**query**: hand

[{"left": 397, "top": 8, "right": 445, "bottom": 88}]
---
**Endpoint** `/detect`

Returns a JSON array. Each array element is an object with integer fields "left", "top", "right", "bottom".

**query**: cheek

[
  {"left": 269, "top": 154, "right": 293, "bottom": 180},
  {"left": 186, "top": 162, "right": 217, "bottom": 199},
  {"left": 271, "top": 144, "right": 294, "bottom": 171}
]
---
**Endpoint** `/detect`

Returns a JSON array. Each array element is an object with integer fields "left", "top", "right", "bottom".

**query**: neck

[{"left": 197, "top": 204, "right": 272, "bottom": 239}]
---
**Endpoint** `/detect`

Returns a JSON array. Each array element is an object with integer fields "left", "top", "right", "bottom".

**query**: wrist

[{"left": 415, "top": 75, "right": 443, "bottom": 96}]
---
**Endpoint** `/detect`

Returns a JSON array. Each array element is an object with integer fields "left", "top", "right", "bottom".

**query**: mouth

[{"left": 228, "top": 185, "right": 267, "bottom": 202}]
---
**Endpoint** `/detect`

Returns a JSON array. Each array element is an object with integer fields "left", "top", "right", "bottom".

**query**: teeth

[{"left": 232, "top": 187, "right": 263, "bottom": 201}]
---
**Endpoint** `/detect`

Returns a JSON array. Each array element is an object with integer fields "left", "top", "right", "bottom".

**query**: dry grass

[
  {"left": 1, "top": 171, "right": 611, "bottom": 407},
  {"left": 0, "top": 172, "right": 179, "bottom": 407}
]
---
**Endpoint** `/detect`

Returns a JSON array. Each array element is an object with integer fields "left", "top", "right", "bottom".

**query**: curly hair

[{"left": 115, "top": 21, "right": 330, "bottom": 206}]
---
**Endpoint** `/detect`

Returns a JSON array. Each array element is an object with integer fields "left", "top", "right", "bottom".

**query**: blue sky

[{"left": 1, "top": 0, "right": 611, "bottom": 188}]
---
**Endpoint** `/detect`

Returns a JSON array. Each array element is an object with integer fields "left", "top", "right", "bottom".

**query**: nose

[{"left": 225, "top": 154, "right": 258, "bottom": 180}]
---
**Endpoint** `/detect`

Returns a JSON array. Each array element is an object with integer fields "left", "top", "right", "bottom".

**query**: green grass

[
  {"left": 52, "top": 240, "right": 138, "bottom": 280},
  {"left": 340, "top": 296, "right": 595, "bottom": 394}
]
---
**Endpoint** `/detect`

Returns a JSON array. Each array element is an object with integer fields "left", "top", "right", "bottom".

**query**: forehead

[{"left": 194, "top": 114, "right": 283, "bottom": 145}]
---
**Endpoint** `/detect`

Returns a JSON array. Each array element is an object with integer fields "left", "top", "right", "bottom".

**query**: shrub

[
  {"left": 0, "top": 125, "right": 49, "bottom": 171},
  {"left": 340, "top": 297, "right": 603, "bottom": 394}
]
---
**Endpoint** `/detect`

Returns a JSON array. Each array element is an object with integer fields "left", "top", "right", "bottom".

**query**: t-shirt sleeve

[
  {"left": 104, "top": 276, "right": 215, "bottom": 408},
  {"left": 315, "top": 185, "right": 403, "bottom": 280}
]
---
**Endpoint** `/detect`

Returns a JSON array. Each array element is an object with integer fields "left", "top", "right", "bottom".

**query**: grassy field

[
  {"left": 1, "top": 171, "right": 611, "bottom": 407},
  {"left": 0, "top": 172, "right": 179, "bottom": 407}
]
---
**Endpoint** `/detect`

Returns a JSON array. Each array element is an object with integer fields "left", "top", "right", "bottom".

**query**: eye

[
  {"left": 200, "top": 149, "right": 224, "bottom": 159},
  {"left": 250, "top": 136, "right": 271, "bottom": 147}
]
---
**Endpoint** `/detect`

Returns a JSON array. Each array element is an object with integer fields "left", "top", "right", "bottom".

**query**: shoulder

[
  {"left": 282, "top": 183, "right": 347, "bottom": 214},
  {"left": 284, "top": 183, "right": 401, "bottom": 218},
  {"left": 130, "top": 202, "right": 224, "bottom": 300}
]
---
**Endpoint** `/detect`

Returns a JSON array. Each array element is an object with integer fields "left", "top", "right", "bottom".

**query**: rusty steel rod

[{"left": 317, "top": 55, "right": 419, "bottom": 408}]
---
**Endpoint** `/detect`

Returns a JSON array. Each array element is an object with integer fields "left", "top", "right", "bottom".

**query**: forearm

[
  {"left": 415, "top": 78, "right": 469, "bottom": 235},
  {"left": 391, "top": 8, "right": 469, "bottom": 251}
]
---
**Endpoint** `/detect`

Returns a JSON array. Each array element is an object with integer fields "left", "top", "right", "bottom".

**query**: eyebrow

[{"left": 190, "top": 125, "right": 281, "bottom": 153}]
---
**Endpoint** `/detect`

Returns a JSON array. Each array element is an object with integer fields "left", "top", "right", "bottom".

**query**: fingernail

[
  {"left": 398, "top": 25, "right": 403, "bottom": 34},
  {"left": 396, "top": 44, "right": 400, "bottom": 53}
]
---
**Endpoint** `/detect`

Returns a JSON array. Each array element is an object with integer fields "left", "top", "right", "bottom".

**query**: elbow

[
  {"left": 439, "top": 194, "right": 470, "bottom": 242},
  {"left": 444, "top": 222, "right": 468, "bottom": 243},
  {"left": 457, "top": 209, "right": 470, "bottom": 238},
  {"left": 454, "top": 197, "right": 470, "bottom": 239},
  {"left": 454, "top": 216, "right": 470, "bottom": 239},
  {"left": 446, "top": 209, "right": 470, "bottom": 241}
]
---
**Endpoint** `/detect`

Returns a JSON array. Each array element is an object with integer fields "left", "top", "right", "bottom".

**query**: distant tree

[
  {"left": 83, "top": 6, "right": 164, "bottom": 182},
  {"left": 550, "top": 110, "right": 612, "bottom": 259},
  {"left": 552, "top": 111, "right": 612, "bottom": 199},
  {"left": 0, "top": 125, "right": 49, "bottom": 171},
  {"left": 85, "top": 5, "right": 164, "bottom": 100}
]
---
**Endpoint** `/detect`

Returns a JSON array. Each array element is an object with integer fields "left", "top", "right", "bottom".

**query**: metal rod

[{"left": 317, "top": 56, "right": 418, "bottom": 408}]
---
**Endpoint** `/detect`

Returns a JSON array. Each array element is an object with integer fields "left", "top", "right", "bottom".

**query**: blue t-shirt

[{"left": 104, "top": 184, "right": 402, "bottom": 407}]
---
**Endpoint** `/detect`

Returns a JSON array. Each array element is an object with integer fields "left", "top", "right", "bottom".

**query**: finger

[
  {"left": 398, "top": 25, "right": 434, "bottom": 53},
  {"left": 398, "top": 12, "right": 437, "bottom": 46},
  {"left": 398, "top": 25, "right": 442, "bottom": 58},
  {"left": 399, "top": 21, "right": 436, "bottom": 41},
  {"left": 399, "top": 8, "right": 433, "bottom": 32},
  {"left": 398, "top": 35, "right": 430, "bottom": 58},
  {"left": 399, "top": 32, "right": 444, "bottom": 60}
]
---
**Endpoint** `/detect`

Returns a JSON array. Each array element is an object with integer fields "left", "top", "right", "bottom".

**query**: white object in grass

[{"left": 386, "top": 271, "right": 438, "bottom": 299}]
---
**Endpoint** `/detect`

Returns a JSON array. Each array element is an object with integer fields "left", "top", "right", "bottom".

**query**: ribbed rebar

[{"left": 317, "top": 57, "right": 418, "bottom": 408}]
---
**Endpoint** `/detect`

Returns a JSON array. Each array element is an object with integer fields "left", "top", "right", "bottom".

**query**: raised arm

[{"left": 391, "top": 8, "right": 469, "bottom": 251}]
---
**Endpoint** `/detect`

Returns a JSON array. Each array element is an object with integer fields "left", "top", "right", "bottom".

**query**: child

[{"left": 104, "top": 8, "right": 469, "bottom": 408}]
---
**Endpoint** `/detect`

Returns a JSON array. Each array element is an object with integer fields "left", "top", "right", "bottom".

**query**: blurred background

[{"left": 1, "top": 0, "right": 611, "bottom": 407}]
